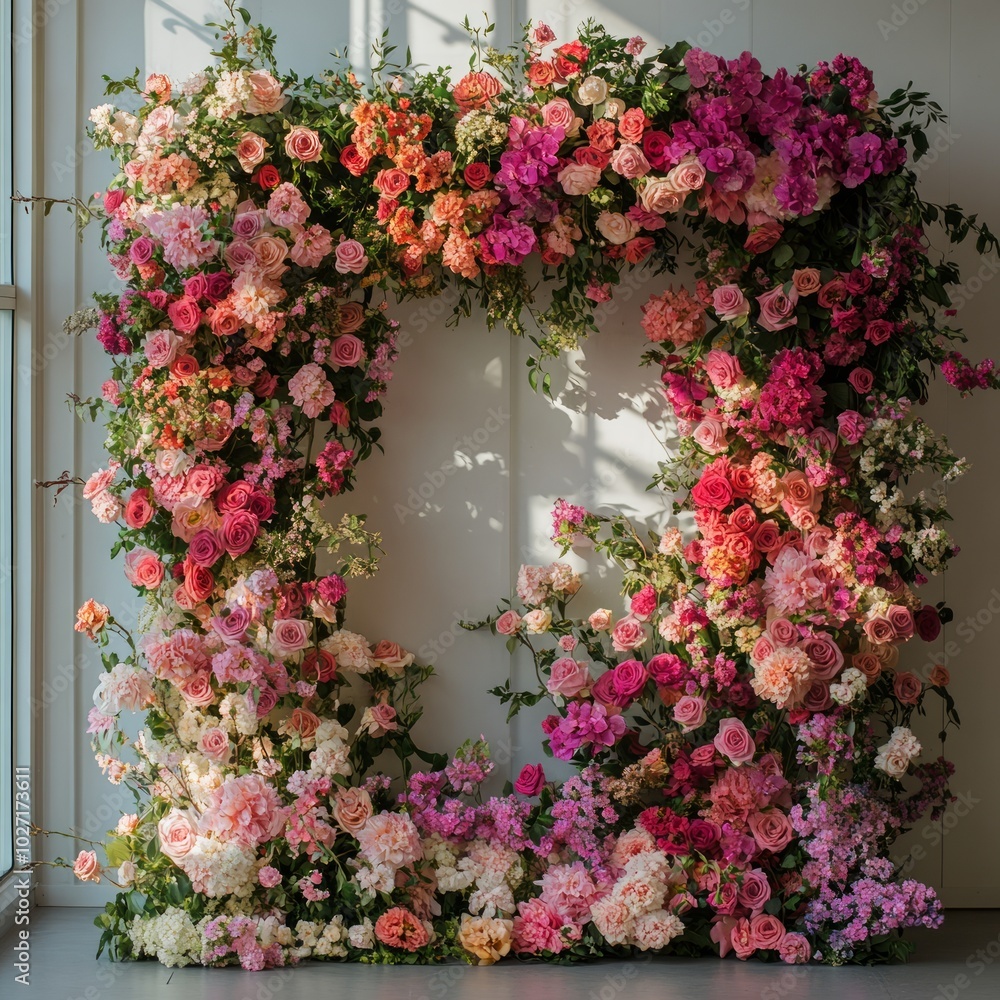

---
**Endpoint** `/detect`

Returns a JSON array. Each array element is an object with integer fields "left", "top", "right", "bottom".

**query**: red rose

[
  {"left": 914, "top": 605, "right": 942, "bottom": 642},
  {"left": 167, "top": 295, "right": 202, "bottom": 333},
  {"left": 104, "top": 189, "right": 124, "bottom": 214},
  {"left": 463, "top": 162, "right": 492, "bottom": 190},
  {"left": 182, "top": 558, "right": 215, "bottom": 602},
  {"left": 691, "top": 471, "right": 734, "bottom": 510},
  {"left": 253, "top": 164, "right": 281, "bottom": 189},
  {"left": 554, "top": 40, "right": 590, "bottom": 78},
  {"left": 744, "top": 221, "right": 784, "bottom": 254},
  {"left": 574, "top": 145, "right": 610, "bottom": 169},
  {"left": 204, "top": 271, "right": 233, "bottom": 303},
  {"left": 246, "top": 490, "right": 275, "bottom": 522},
  {"left": 339, "top": 144, "right": 369, "bottom": 177},
  {"left": 188, "top": 529, "right": 224, "bottom": 567},
  {"left": 865, "top": 319, "right": 894, "bottom": 344}
]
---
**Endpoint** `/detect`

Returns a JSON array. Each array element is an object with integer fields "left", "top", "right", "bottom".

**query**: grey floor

[{"left": 1, "top": 907, "right": 999, "bottom": 1000}]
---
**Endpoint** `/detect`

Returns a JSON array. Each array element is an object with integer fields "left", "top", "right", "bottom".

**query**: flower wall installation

[{"left": 44, "top": 8, "right": 1000, "bottom": 970}]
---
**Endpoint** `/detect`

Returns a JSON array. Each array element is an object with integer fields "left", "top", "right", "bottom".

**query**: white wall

[{"left": 27, "top": 0, "right": 1000, "bottom": 907}]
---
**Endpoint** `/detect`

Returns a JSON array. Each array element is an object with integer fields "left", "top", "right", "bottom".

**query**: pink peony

[
  {"left": 357, "top": 811, "right": 423, "bottom": 870},
  {"left": 200, "top": 774, "right": 286, "bottom": 848}
]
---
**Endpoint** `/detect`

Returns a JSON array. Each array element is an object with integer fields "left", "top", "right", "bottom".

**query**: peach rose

[
  {"left": 287, "top": 707, "right": 321, "bottom": 742},
  {"left": 665, "top": 154, "right": 706, "bottom": 192},
  {"left": 332, "top": 786, "right": 373, "bottom": 836},
  {"left": 639, "top": 175, "right": 684, "bottom": 215},
  {"left": 123, "top": 547, "right": 164, "bottom": 589},
  {"left": 157, "top": 809, "right": 196, "bottom": 862},
  {"left": 557, "top": 162, "right": 601, "bottom": 196},
  {"left": 588, "top": 609, "right": 613, "bottom": 631},
  {"left": 236, "top": 132, "right": 269, "bottom": 172},
  {"left": 246, "top": 70, "right": 286, "bottom": 114},
  {"left": 540, "top": 98, "right": 582, "bottom": 135},
  {"left": 284, "top": 126, "right": 323, "bottom": 163},
  {"left": 893, "top": 671, "right": 922, "bottom": 705},
  {"left": 371, "top": 640, "right": 415, "bottom": 675},
  {"left": 523, "top": 608, "right": 552, "bottom": 633},
  {"left": 792, "top": 267, "right": 822, "bottom": 295},
  {"left": 75, "top": 599, "right": 110, "bottom": 640},
  {"left": 596, "top": 211, "right": 638, "bottom": 245}
]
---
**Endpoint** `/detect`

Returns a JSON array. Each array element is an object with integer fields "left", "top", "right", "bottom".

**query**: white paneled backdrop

[{"left": 26, "top": 0, "right": 1000, "bottom": 907}]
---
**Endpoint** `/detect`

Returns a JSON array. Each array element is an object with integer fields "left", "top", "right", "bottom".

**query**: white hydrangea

[
  {"left": 309, "top": 738, "right": 353, "bottom": 779},
  {"left": 177, "top": 837, "right": 258, "bottom": 899},
  {"left": 129, "top": 907, "right": 201, "bottom": 967},
  {"left": 218, "top": 692, "right": 258, "bottom": 736}
]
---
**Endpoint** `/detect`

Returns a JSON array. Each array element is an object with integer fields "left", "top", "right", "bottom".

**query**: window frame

[{"left": 0, "top": 0, "right": 38, "bottom": 934}]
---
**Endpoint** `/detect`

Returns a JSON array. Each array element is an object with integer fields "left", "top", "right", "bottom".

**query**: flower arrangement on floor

[{"left": 36, "top": 5, "right": 1000, "bottom": 970}]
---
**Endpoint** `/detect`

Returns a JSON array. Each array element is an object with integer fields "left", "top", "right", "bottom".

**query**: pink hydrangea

[{"left": 640, "top": 287, "right": 706, "bottom": 347}]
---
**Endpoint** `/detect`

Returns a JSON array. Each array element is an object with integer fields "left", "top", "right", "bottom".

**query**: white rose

[
  {"left": 576, "top": 75, "right": 609, "bottom": 106},
  {"left": 604, "top": 98, "right": 626, "bottom": 120}
]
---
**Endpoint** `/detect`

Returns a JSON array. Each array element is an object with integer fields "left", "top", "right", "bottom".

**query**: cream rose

[
  {"left": 595, "top": 211, "right": 638, "bottom": 245},
  {"left": 576, "top": 75, "right": 609, "bottom": 106},
  {"left": 157, "top": 809, "right": 197, "bottom": 862},
  {"left": 639, "top": 176, "right": 684, "bottom": 215}
]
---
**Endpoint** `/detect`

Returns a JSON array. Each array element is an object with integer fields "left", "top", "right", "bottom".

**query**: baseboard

[{"left": 941, "top": 887, "right": 1000, "bottom": 908}]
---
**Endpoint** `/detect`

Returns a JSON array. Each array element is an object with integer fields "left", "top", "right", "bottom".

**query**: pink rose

[
  {"left": 496, "top": 610, "right": 523, "bottom": 635},
  {"left": 124, "top": 489, "right": 155, "bottom": 529},
  {"left": 557, "top": 162, "right": 601, "bottom": 196},
  {"left": 334, "top": 238, "right": 369, "bottom": 274},
  {"left": 596, "top": 211, "right": 638, "bottom": 245},
  {"left": 540, "top": 97, "right": 579, "bottom": 133},
  {"left": 123, "top": 547, "right": 164, "bottom": 589},
  {"left": 837, "top": 410, "right": 867, "bottom": 445},
  {"left": 270, "top": 618, "right": 311, "bottom": 657},
  {"left": 713, "top": 717, "right": 755, "bottom": 765},
  {"left": 363, "top": 703, "right": 397, "bottom": 736},
  {"left": 731, "top": 917, "right": 756, "bottom": 960},
  {"left": 73, "top": 850, "right": 102, "bottom": 883},
  {"left": 863, "top": 615, "right": 896, "bottom": 645},
  {"left": 144, "top": 329, "right": 183, "bottom": 368},
  {"left": 246, "top": 70, "right": 286, "bottom": 114},
  {"left": 779, "top": 932, "right": 812, "bottom": 964},
  {"left": 547, "top": 657, "right": 592, "bottom": 698},
  {"left": 711, "top": 284, "right": 749, "bottom": 322},
  {"left": 848, "top": 366, "right": 874, "bottom": 395},
  {"left": 179, "top": 672, "right": 216, "bottom": 707},
  {"left": 704, "top": 349, "right": 744, "bottom": 388},
  {"left": 755, "top": 284, "right": 799, "bottom": 332},
  {"left": 639, "top": 176, "right": 683, "bottom": 215},
  {"left": 611, "top": 659, "right": 649, "bottom": 704},
  {"left": 331, "top": 334, "right": 365, "bottom": 368},
  {"left": 610, "top": 142, "right": 650, "bottom": 179},
  {"left": 866, "top": 319, "right": 894, "bottom": 345},
  {"left": 887, "top": 604, "right": 915, "bottom": 640},
  {"left": 666, "top": 154, "right": 706, "bottom": 191},
  {"left": 219, "top": 510, "right": 260, "bottom": 559},
  {"left": 800, "top": 633, "right": 844, "bottom": 681},
  {"left": 692, "top": 416, "right": 728, "bottom": 454},
  {"left": 749, "top": 913, "right": 786, "bottom": 952},
  {"left": 736, "top": 869, "right": 771, "bottom": 911},
  {"left": 188, "top": 528, "right": 224, "bottom": 567},
  {"left": 374, "top": 168, "right": 410, "bottom": 197},
  {"left": 514, "top": 763, "right": 546, "bottom": 796},
  {"left": 611, "top": 615, "right": 646, "bottom": 652},
  {"left": 199, "top": 727, "right": 230, "bottom": 761},
  {"left": 672, "top": 694, "right": 707, "bottom": 732},
  {"left": 284, "top": 126, "right": 323, "bottom": 163},
  {"left": 748, "top": 809, "right": 795, "bottom": 853},
  {"left": 157, "top": 809, "right": 197, "bottom": 862}
]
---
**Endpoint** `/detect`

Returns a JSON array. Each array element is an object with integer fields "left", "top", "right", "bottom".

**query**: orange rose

[{"left": 75, "top": 599, "right": 110, "bottom": 640}]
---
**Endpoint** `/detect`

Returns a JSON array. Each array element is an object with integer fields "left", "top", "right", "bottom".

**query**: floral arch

[{"left": 44, "top": 7, "right": 999, "bottom": 970}]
